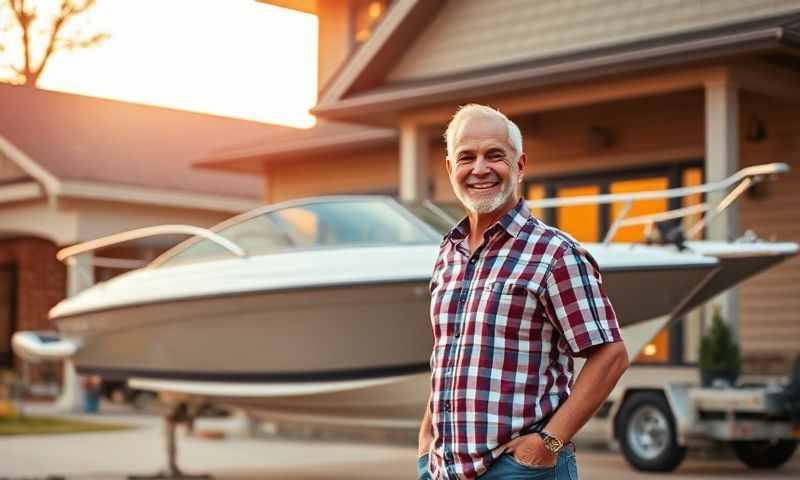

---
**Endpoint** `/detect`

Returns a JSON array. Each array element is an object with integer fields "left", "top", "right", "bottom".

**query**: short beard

[{"left": 452, "top": 161, "right": 519, "bottom": 214}]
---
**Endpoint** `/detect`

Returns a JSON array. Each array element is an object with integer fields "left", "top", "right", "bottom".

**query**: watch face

[{"left": 544, "top": 436, "right": 563, "bottom": 452}]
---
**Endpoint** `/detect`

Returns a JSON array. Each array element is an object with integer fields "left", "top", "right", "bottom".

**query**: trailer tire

[
  {"left": 732, "top": 440, "right": 798, "bottom": 469},
  {"left": 617, "top": 392, "right": 686, "bottom": 472}
]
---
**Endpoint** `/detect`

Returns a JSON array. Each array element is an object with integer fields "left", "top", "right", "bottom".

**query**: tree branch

[
  {"left": 30, "top": 2, "right": 70, "bottom": 84},
  {"left": 2, "top": 0, "right": 106, "bottom": 85},
  {"left": 56, "top": 31, "right": 108, "bottom": 50}
]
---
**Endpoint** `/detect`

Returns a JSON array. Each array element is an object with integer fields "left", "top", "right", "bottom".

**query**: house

[
  {"left": 199, "top": 0, "right": 800, "bottom": 373},
  {"left": 0, "top": 83, "right": 293, "bottom": 379}
]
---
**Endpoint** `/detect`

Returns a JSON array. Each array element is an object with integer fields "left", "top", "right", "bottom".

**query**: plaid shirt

[{"left": 426, "top": 199, "right": 622, "bottom": 479}]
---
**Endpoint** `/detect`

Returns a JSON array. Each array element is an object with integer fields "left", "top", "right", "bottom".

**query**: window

[
  {"left": 609, "top": 177, "right": 669, "bottom": 243},
  {"left": 524, "top": 161, "right": 703, "bottom": 365},
  {"left": 555, "top": 184, "right": 601, "bottom": 242}
]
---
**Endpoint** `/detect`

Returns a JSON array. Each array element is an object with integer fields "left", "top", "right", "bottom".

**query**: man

[{"left": 417, "top": 104, "right": 629, "bottom": 479}]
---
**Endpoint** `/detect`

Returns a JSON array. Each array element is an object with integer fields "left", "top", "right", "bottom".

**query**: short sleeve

[{"left": 540, "top": 245, "right": 622, "bottom": 354}]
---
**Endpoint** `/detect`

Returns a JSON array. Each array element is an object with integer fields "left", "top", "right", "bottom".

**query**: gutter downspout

[{"left": 0, "top": 134, "right": 60, "bottom": 207}]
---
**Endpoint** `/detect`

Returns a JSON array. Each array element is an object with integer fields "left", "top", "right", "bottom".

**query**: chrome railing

[
  {"left": 56, "top": 224, "right": 247, "bottom": 267},
  {"left": 527, "top": 162, "right": 789, "bottom": 245}
]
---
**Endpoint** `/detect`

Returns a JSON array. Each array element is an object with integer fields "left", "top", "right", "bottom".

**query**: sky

[{"left": 1, "top": 0, "right": 318, "bottom": 128}]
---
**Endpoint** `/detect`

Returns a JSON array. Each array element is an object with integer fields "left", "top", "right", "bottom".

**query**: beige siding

[
  {"left": 388, "top": 0, "right": 800, "bottom": 82},
  {"left": 265, "top": 148, "right": 399, "bottom": 202},
  {"left": 0, "top": 153, "right": 28, "bottom": 183},
  {"left": 739, "top": 92, "right": 800, "bottom": 367}
]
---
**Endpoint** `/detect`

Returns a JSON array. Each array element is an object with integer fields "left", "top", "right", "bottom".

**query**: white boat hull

[
  {"left": 64, "top": 280, "right": 433, "bottom": 382},
  {"left": 56, "top": 252, "right": 715, "bottom": 382}
]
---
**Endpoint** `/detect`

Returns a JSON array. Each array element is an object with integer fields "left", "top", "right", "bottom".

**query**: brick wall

[{"left": 0, "top": 236, "right": 66, "bottom": 378}]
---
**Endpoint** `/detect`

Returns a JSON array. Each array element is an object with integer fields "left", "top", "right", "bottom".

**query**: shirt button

[
  {"left": 444, "top": 401, "right": 451, "bottom": 411},
  {"left": 454, "top": 330, "right": 461, "bottom": 338},
  {"left": 469, "top": 258, "right": 476, "bottom": 264}
]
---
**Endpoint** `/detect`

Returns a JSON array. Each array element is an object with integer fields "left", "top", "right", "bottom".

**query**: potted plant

[{"left": 699, "top": 306, "right": 741, "bottom": 387}]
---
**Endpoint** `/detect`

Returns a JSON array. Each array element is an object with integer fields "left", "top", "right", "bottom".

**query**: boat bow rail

[
  {"left": 527, "top": 162, "right": 789, "bottom": 244},
  {"left": 56, "top": 225, "right": 247, "bottom": 269}
]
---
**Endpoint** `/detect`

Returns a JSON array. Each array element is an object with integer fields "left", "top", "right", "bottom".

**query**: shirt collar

[{"left": 445, "top": 198, "right": 531, "bottom": 244}]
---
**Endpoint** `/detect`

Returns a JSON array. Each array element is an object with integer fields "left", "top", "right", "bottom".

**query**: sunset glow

[{"left": 10, "top": 0, "right": 318, "bottom": 128}]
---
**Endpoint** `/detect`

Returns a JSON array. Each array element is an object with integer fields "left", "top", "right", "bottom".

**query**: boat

[
  {"left": 13, "top": 197, "right": 719, "bottom": 392},
  {"left": 12, "top": 163, "right": 797, "bottom": 429}
]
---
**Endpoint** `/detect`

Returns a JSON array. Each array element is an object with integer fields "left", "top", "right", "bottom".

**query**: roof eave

[
  {"left": 59, "top": 179, "right": 262, "bottom": 213},
  {"left": 195, "top": 130, "right": 398, "bottom": 172},
  {"left": 312, "top": 26, "right": 791, "bottom": 124}
]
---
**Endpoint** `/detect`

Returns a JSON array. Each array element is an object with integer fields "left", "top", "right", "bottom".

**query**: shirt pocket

[
  {"left": 488, "top": 279, "right": 530, "bottom": 307},
  {"left": 472, "top": 280, "right": 539, "bottom": 343}
]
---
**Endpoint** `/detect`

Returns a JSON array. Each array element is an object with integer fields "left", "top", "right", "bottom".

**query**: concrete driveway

[{"left": 2, "top": 403, "right": 798, "bottom": 479}]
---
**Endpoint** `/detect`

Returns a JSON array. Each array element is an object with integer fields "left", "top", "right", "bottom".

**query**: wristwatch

[{"left": 538, "top": 430, "right": 565, "bottom": 454}]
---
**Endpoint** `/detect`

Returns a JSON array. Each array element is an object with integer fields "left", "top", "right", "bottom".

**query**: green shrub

[{"left": 700, "top": 306, "right": 741, "bottom": 374}]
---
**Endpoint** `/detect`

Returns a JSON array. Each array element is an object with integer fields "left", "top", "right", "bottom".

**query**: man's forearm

[
  {"left": 544, "top": 341, "right": 629, "bottom": 442},
  {"left": 418, "top": 392, "right": 433, "bottom": 456}
]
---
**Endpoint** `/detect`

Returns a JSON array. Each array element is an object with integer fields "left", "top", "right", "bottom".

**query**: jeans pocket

[
  {"left": 505, "top": 453, "right": 555, "bottom": 470},
  {"left": 417, "top": 453, "right": 430, "bottom": 479},
  {"left": 564, "top": 452, "right": 579, "bottom": 480}
]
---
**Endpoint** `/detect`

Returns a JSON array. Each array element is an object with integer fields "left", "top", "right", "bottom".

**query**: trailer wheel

[
  {"left": 732, "top": 440, "right": 798, "bottom": 469},
  {"left": 617, "top": 392, "right": 686, "bottom": 472}
]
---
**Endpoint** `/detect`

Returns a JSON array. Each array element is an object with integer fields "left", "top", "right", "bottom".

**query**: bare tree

[{"left": 0, "top": 0, "right": 108, "bottom": 86}]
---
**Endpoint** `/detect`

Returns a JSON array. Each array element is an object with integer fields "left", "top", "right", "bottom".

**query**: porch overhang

[{"left": 195, "top": 125, "right": 397, "bottom": 174}]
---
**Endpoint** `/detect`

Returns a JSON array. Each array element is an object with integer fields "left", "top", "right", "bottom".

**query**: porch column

[
  {"left": 399, "top": 120, "right": 430, "bottom": 202},
  {"left": 56, "top": 252, "right": 95, "bottom": 412},
  {"left": 704, "top": 80, "right": 739, "bottom": 336}
]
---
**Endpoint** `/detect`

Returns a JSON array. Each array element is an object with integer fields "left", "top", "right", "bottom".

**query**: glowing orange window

[
  {"left": 555, "top": 184, "right": 600, "bottom": 243},
  {"left": 609, "top": 177, "right": 669, "bottom": 243}
]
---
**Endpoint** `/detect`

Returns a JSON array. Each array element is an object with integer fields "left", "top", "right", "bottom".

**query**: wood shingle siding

[
  {"left": 739, "top": 92, "right": 800, "bottom": 365},
  {"left": 388, "top": 0, "right": 800, "bottom": 83}
]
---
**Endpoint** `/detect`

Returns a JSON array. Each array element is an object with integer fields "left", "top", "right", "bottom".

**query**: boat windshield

[
  {"left": 154, "top": 198, "right": 443, "bottom": 268},
  {"left": 403, "top": 202, "right": 463, "bottom": 235}
]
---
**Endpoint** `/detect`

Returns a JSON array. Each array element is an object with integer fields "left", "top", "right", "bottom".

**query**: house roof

[
  {"left": 0, "top": 83, "right": 295, "bottom": 201},
  {"left": 312, "top": 4, "right": 800, "bottom": 125},
  {"left": 196, "top": 120, "right": 396, "bottom": 173}
]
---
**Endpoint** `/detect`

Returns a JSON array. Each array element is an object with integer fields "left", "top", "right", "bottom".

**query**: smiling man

[{"left": 417, "top": 104, "right": 629, "bottom": 479}]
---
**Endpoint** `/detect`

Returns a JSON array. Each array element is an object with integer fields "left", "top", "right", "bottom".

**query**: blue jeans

[{"left": 417, "top": 448, "right": 579, "bottom": 479}]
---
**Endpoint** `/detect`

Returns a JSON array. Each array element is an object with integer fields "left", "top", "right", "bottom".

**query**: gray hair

[{"left": 443, "top": 104, "right": 523, "bottom": 163}]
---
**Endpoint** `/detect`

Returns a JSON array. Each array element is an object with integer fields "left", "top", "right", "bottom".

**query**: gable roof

[
  {"left": 0, "top": 83, "right": 295, "bottom": 206},
  {"left": 313, "top": 1, "right": 800, "bottom": 125},
  {"left": 314, "top": 0, "right": 444, "bottom": 112}
]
